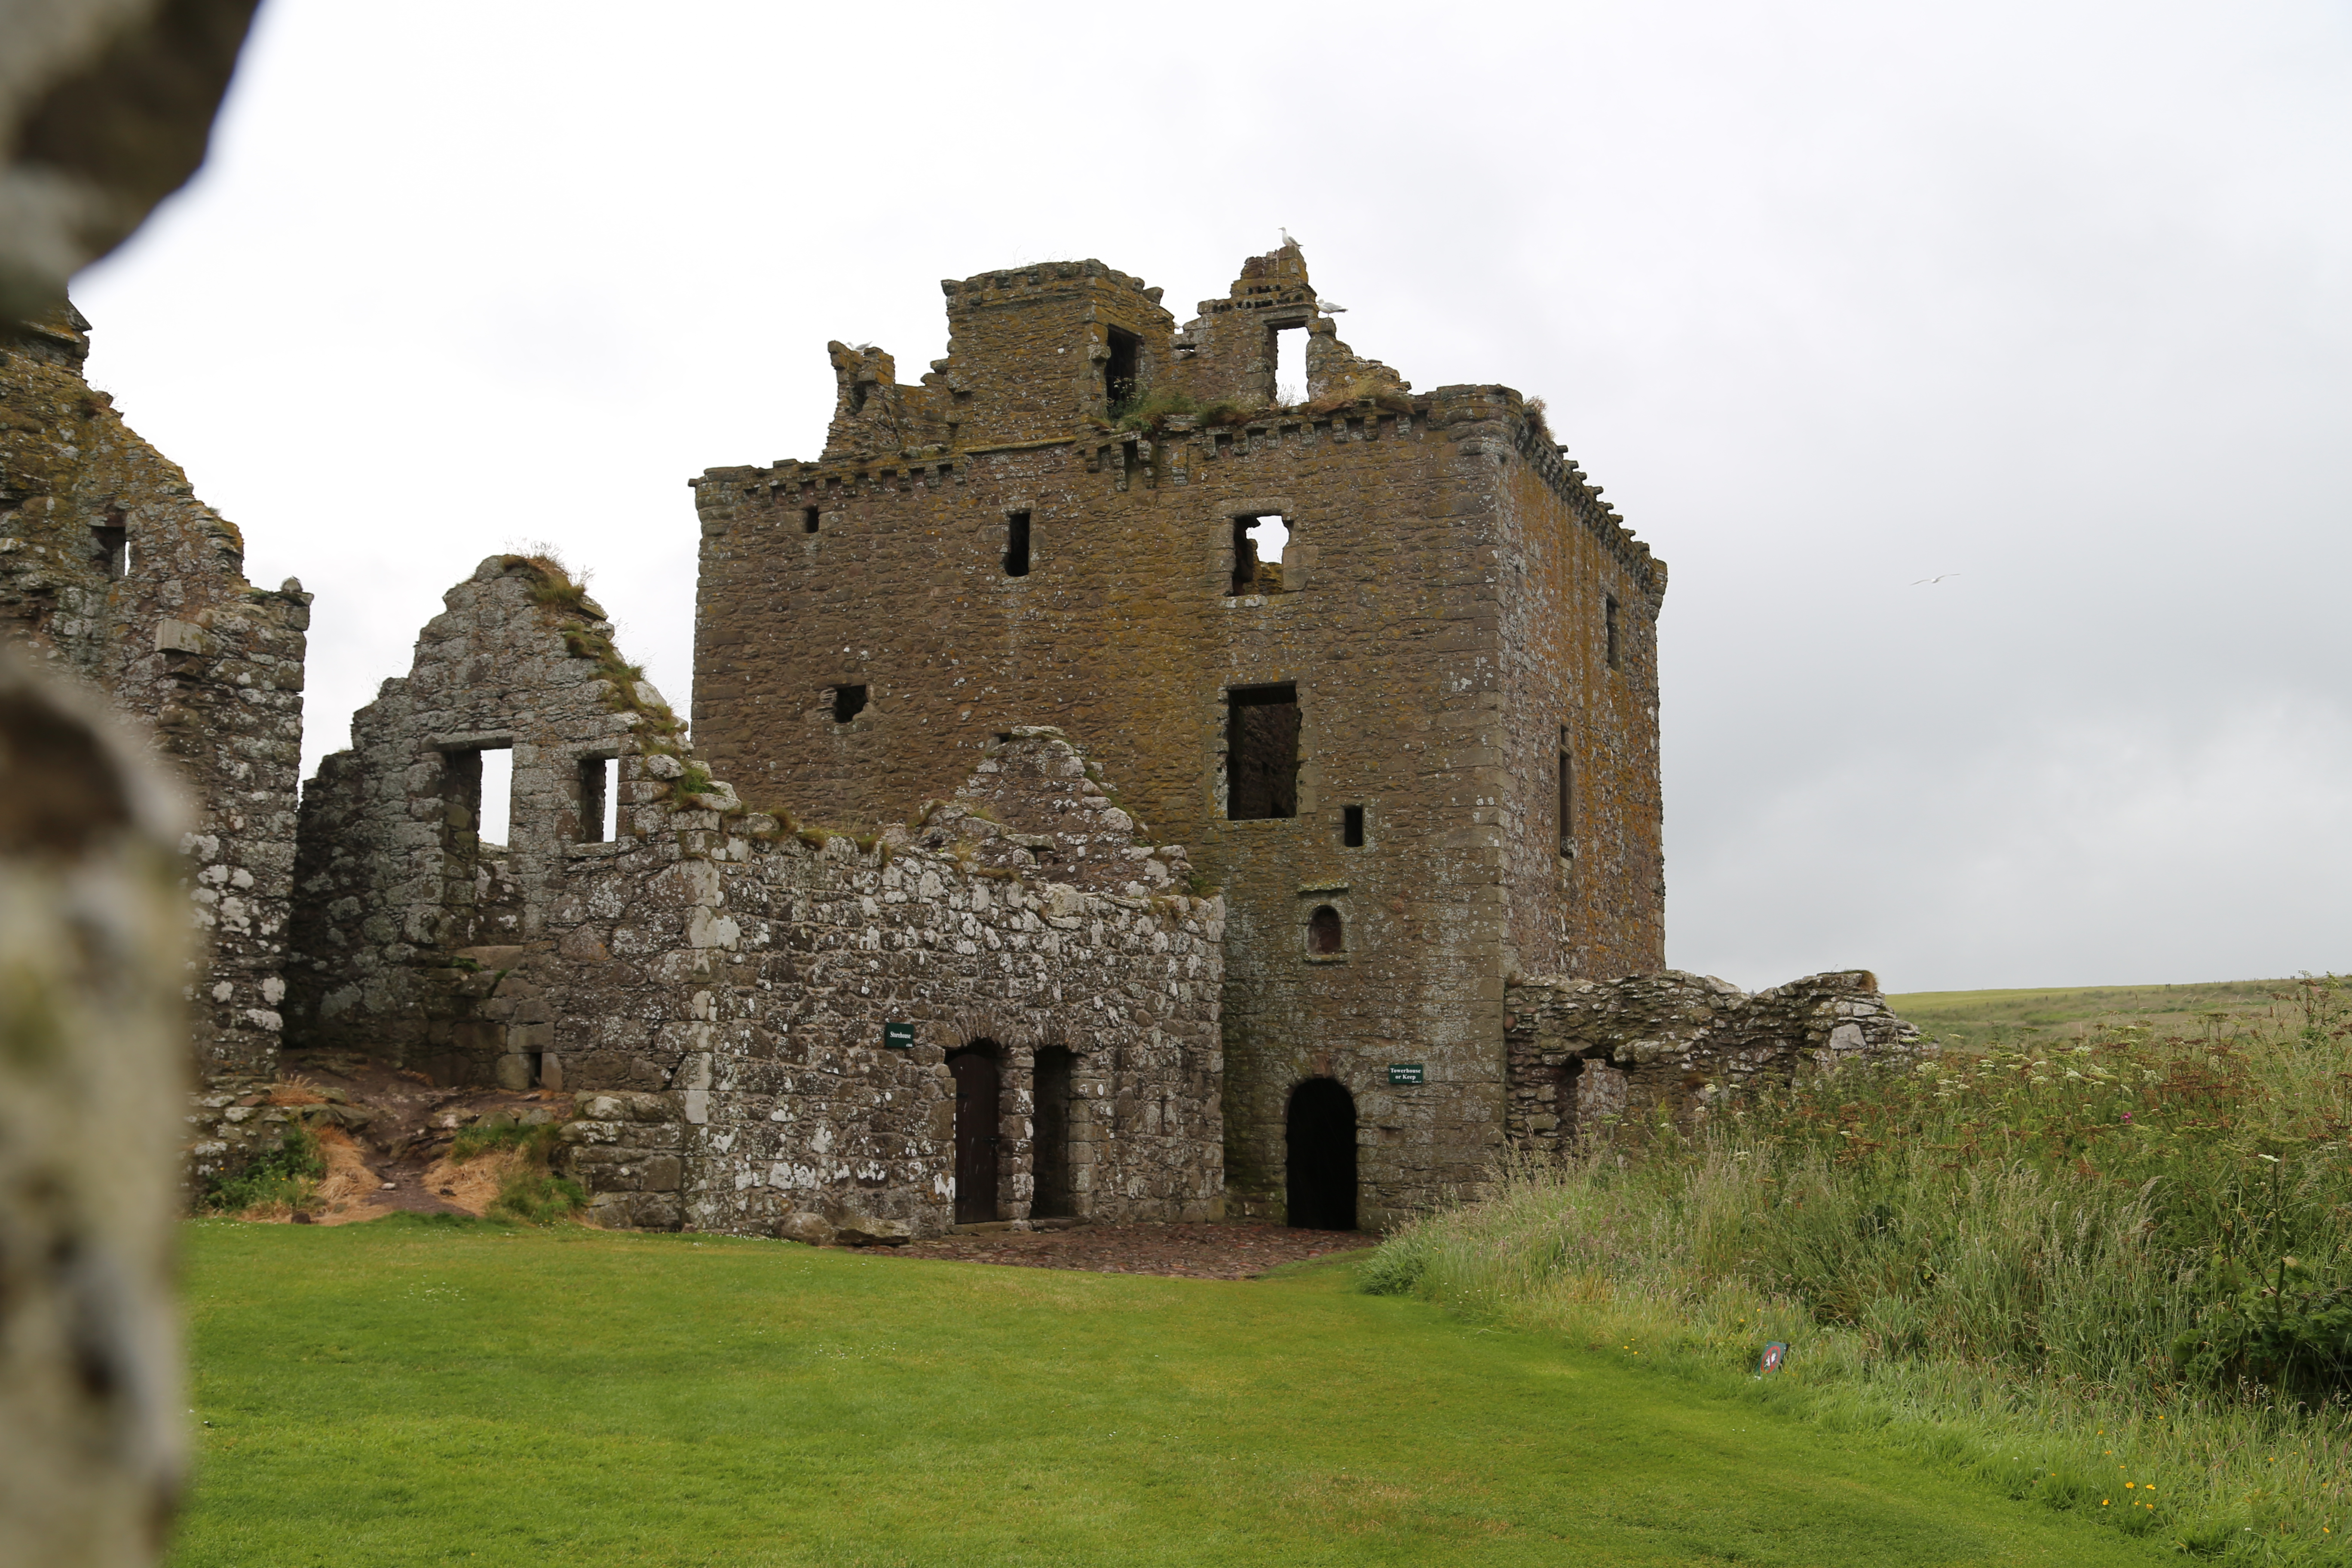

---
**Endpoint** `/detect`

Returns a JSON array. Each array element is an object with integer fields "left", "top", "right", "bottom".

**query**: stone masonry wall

[
  {"left": 0, "top": 306, "right": 309, "bottom": 1185},
  {"left": 289, "top": 560, "right": 1223, "bottom": 1238},
  {"left": 1503, "top": 970, "right": 1926, "bottom": 1150},
  {"left": 688, "top": 243, "right": 1666, "bottom": 1228}
]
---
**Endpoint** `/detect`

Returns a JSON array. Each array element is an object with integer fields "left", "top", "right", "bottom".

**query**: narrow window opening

[
  {"left": 91, "top": 523, "right": 127, "bottom": 581},
  {"left": 1032, "top": 1046, "right": 1075, "bottom": 1220},
  {"left": 1225, "top": 684, "right": 1299, "bottom": 821},
  {"left": 802, "top": 506, "right": 821, "bottom": 534},
  {"left": 831, "top": 684, "right": 868, "bottom": 723},
  {"left": 1003, "top": 511, "right": 1031, "bottom": 577},
  {"left": 1307, "top": 904, "right": 1344, "bottom": 954},
  {"left": 1341, "top": 804, "right": 1365, "bottom": 848},
  {"left": 1605, "top": 596, "right": 1622, "bottom": 670},
  {"left": 1271, "top": 325, "right": 1305, "bottom": 406},
  {"left": 1558, "top": 729, "right": 1574, "bottom": 857},
  {"left": 849, "top": 382, "right": 868, "bottom": 416},
  {"left": 1104, "top": 327, "right": 1141, "bottom": 413},
  {"left": 577, "top": 756, "right": 619, "bottom": 844},
  {"left": 477, "top": 747, "right": 513, "bottom": 848},
  {"left": 1229, "top": 513, "right": 1288, "bottom": 595}
]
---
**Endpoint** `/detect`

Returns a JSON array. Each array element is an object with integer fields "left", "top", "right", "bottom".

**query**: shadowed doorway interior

[
  {"left": 948, "top": 1045, "right": 1000, "bottom": 1225},
  {"left": 1285, "top": 1077, "right": 1357, "bottom": 1231},
  {"left": 1032, "top": 1046, "right": 1075, "bottom": 1219}
]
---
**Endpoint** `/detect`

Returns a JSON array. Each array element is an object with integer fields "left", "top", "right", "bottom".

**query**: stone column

[{"left": 1001, "top": 1043, "right": 1033, "bottom": 1223}]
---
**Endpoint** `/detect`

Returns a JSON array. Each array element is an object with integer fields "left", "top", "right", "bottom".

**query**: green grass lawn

[
  {"left": 173, "top": 1218, "right": 2177, "bottom": 1567},
  {"left": 1886, "top": 977, "right": 2327, "bottom": 1051}
]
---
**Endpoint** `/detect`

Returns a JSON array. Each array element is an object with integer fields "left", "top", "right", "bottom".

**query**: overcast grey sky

[{"left": 72, "top": 0, "right": 2352, "bottom": 992}]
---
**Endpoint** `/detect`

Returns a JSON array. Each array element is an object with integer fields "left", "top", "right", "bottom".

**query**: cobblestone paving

[{"left": 870, "top": 1222, "right": 1376, "bottom": 1280}]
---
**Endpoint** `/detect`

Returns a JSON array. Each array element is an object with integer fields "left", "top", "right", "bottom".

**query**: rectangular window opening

[
  {"left": 1605, "top": 596, "right": 1622, "bottom": 670},
  {"left": 1341, "top": 805, "right": 1365, "bottom": 848},
  {"left": 1003, "top": 511, "right": 1031, "bottom": 578},
  {"left": 92, "top": 524, "right": 127, "bottom": 581},
  {"left": 477, "top": 747, "right": 513, "bottom": 848},
  {"left": 1225, "top": 683, "right": 1299, "bottom": 821},
  {"left": 1557, "top": 735, "right": 1574, "bottom": 858},
  {"left": 1230, "top": 513, "right": 1289, "bottom": 595},
  {"left": 1105, "top": 328, "right": 1141, "bottom": 414},
  {"left": 802, "top": 505, "right": 821, "bottom": 534},
  {"left": 832, "top": 684, "right": 868, "bottom": 723},
  {"left": 1272, "top": 325, "right": 1305, "bottom": 406},
  {"left": 577, "top": 756, "right": 619, "bottom": 844}
]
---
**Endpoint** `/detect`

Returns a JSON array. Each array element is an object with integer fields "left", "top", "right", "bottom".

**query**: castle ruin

[{"left": 1, "top": 245, "right": 1920, "bottom": 1240}]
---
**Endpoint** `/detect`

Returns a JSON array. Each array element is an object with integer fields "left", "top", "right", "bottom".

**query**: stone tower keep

[{"left": 690, "top": 243, "right": 1667, "bottom": 1228}]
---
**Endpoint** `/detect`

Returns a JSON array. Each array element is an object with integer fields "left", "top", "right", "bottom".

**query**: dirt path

[
  {"left": 872, "top": 1222, "right": 1377, "bottom": 1280},
  {"left": 259, "top": 1056, "right": 567, "bottom": 1224}
]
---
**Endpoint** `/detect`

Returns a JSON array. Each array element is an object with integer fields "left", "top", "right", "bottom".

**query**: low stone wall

[
  {"left": 1503, "top": 970, "right": 1924, "bottom": 1149},
  {"left": 531, "top": 765, "right": 1226, "bottom": 1240}
]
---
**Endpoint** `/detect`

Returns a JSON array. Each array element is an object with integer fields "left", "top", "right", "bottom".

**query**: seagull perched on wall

[
  {"left": 1910, "top": 572, "right": 1961, "bottom": 585},
  {"left": 1317, "top": 299, "right": 1347, "bottom": 313}
]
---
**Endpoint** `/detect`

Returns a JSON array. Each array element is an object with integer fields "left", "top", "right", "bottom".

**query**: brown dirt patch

[
  {"left": 309, "top": 1126, "right": 395, "bottom": 1225},
  {"left": 420, "top": 1147, "right": 524, "bottom": 1218},
  {"left": 874, "top": 1222, "right": 1376, "bottom": 1280}
]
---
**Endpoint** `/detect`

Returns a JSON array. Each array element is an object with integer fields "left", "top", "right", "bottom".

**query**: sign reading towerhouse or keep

[
  {"left": 1387, "top": 1063, "right": 1424, "bottom": 1086},
  {"left": 883, "top": 1022, "right": 914, "bottom": 1050}
]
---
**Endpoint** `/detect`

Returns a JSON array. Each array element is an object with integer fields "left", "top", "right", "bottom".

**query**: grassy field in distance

[
  {"left": 1886, "top": 977, "right": 2328, "bottom": 1051},
  {"left": 169, "top": 1219, "right": 2174, "bottom": 1568}
]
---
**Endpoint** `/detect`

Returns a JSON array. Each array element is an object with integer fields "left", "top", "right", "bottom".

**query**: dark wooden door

[{"left": 949, "top": 1049, "right": 999, "bottom": 1225}]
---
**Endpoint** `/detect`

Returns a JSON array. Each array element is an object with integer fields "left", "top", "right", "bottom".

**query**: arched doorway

[
  {"left": 1285, "top": 1077, "right": 1357, "bottom": 1231},
  {"left": 947, "top": 1044, "right": 1001, "bottom": 1225}
]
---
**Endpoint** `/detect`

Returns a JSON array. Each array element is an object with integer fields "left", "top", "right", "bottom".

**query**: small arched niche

[{"left": 1306, "top": 904, "right": 1344, "bottom": 955}]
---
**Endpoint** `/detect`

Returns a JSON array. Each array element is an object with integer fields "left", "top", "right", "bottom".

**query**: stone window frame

[
  {"left": 1298, "top": 883, "right": 1351, "bottom": 964},
  {"left": 1214, "top": 677, "right": 1311, "bottom": 826},
  {"left": 996, "top": 497, "right": 1036, "bottom": 584},
  {"left": 1218, "top": 494, "right": 1296, "bottom": 603},
  {"left": 429, "top": 729, "right": 518, "bottom": 849},
  {"left": 565, "top": 742, "right": 627, "bottom": 858}
]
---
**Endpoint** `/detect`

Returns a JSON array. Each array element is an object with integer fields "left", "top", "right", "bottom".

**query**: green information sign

[
  {"left": 883, "top": 1021, "right": 915, "bottom": 1050},
  {"left": 1387, "top": 1063, "right": 1424, "bottom": 1086}
]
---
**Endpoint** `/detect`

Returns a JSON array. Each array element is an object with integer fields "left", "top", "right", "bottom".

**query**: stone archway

[{"left": 1285, "top": 1077, "right": 1357, "bottom": 1231}]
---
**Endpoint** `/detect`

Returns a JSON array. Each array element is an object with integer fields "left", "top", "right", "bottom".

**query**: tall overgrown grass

[{"left": 1365, "top": 984, "right": 2352, "bottom": 1559}]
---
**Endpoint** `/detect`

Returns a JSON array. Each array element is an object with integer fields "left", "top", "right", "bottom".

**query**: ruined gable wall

[
  {"left": 0, "top": 308, "right": 309, "bottom": 1116},
  {"left": 548, "top": 753, "right": 1223, "bottom": 1240},
  {"left": 291, "top": 568, "right": 1222, "bottom": 1237},
  {"left": 285, "top": 556, "right": 646, "bottom": 1085},
  {"left": 1503, "top": 970, "right": 1924, "bottom": 1149}
]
